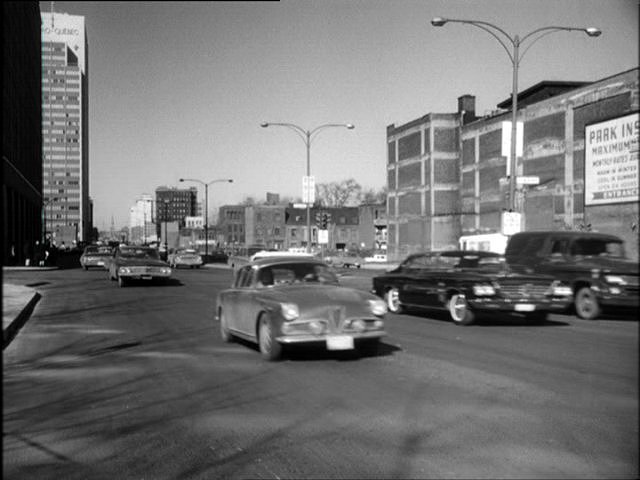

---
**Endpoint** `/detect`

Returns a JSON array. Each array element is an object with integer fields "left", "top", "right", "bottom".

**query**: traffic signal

[{"left": 315, "top": 211, "right": 323, "bottom": 227}]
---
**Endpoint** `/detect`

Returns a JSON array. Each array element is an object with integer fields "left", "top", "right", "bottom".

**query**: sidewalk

[{"left": 2, "top": 268, "right": 49, "bottom": 349}]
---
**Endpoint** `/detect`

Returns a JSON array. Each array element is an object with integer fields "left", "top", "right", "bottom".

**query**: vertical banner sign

[
  {"left": 585, "top": 112, "right": 639, "bottom": 206},
  {"left": 302, "top": 176, "right": 315, "bottom": 204},
  {"left": 501, "top": 121, "right": 524, "bottom": 176}
]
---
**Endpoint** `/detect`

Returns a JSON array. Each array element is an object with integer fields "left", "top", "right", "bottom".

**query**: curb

[{"left": 3, "top": 291, "right": 41, "bottom": 350}]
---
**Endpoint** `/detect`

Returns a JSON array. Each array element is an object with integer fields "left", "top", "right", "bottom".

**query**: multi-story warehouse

[
  {"left": 41, "top": 11, "right": 90, "bottom": 245},
  {"left": 2, "top": 2, "right": 42, "bottom": 265},
  {"left": 386, "top": 68, "right": 639, "bottom": 261}
]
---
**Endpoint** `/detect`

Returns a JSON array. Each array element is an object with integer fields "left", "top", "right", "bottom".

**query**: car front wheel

[
  {"left": 258, "top": 314, "right": 282, "bottom": 361},
  {"left": 385, "top": 287, "right": 404, "bottom": 314},
  {"left": 118, "top": 275, "right": 127, "bottom": 288},
  {"left": 574, "top": 286, "right": 601, "bottom": 320},
  {"left": 449, "top": 293, "right": 475, "bottom": 325}
]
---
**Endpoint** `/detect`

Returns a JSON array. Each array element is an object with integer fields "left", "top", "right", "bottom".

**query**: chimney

[{"left": 458, "top": 95, "right": 477, "bottom": 125}]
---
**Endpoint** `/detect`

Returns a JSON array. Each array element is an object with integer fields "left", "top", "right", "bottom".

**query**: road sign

[
  {"left": 517, "top": 176, "right": 540, "bottom": 185},
  {"left": 501, "top": 211, "right": 522, "bottom": 236},
  {"left": 302, "top": 176, "right": 315, "bottom": 204},
  {"left": 318, "top": 229, "right": 329, "bottom": 244}
]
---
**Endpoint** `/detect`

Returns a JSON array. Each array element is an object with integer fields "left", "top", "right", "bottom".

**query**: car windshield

[
  {"left": 120, "top": 248, "right": 160, "bottom": 260},
  {"left": 84, "top": 246, "right": 112, "bottom": 255},
  {"left": 256, "top": 262, "right": 338, "bottom": 287}
]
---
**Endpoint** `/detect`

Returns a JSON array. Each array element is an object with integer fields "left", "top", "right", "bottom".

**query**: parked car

[
  {"left": 168, "top": 248, "right": 203, "bottom": 269},
  {"left": 505, "top": 231, "right": 639, "bottom": 320},
  {"left": 80, "top": 245, "right": 113, "bottom": 270},
  {"left": 326, "top": 251, "right": 364, "bottom": 268},
  {"left": 372, "top": 250, "right": 573, "bottom": 325},
  {"left": 107, "top": 245, "right": 172, "bottom": 287},
  {"left": 207, "top": 249, "right": 229, "bottom": 263},
  {"left": 216, "top": 256, "right": 387, "bottom": 360}
]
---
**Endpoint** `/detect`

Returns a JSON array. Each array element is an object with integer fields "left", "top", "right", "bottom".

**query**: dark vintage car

[
  {"left": 107, "top": 245, "right": 172, "bottom": 287},
  {"left": 216, "top": 256, "right": 387, "bottom": 360},
  {"left": 372, "top": 250, "right": 573, "bottom": 325},
  {"left": 80, "top": 245, "right": 113, "bottom": 270},
  {"left": 505, "top": 231, "right": 639, "bottom": 320}
]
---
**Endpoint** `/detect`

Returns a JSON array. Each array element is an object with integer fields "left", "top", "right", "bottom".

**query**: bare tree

[
  {"left": 360, "top": 185, "right": 387, "bottom": 204},
  {"left": 316, "top": 178, "right": 363, "bottom": 207}
]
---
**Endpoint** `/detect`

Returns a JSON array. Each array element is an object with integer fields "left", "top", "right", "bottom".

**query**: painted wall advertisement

[{"left": 585, "top": 112, "right": 639, "bottom": 206}]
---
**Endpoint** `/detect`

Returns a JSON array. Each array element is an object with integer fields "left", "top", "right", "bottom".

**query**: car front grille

[
  {"left": 129, "top": 266, "right": 166, "bottom": 274},
  {"left": 497, "top": 282, "right": 550, "bottom": 300}
]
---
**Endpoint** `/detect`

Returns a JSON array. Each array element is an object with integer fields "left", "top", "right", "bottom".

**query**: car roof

[
  {"left": 251, "top": 256, "right": 326, "bottom": 267},
  {"left": 405, "top": 250, "right": 502, "bottom": 259},
  {"left": 510, "top": 231, "right": 622, "bottom": 241}
]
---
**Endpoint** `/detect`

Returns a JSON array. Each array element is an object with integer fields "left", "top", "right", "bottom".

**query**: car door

[{"left": 399, "top": 254, "right": 437, "bottom": 307}]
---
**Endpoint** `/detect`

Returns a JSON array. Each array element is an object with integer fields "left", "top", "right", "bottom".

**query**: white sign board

[
  {"left": 318, "top": 229, "right": 329, "bottom": 244},
  {"left": 584, "top": 112, "right": 639, "bottom": 206},
  {"left": 502, "top": 121, "right": 524, "bottom": 176},
  {"left": 516, "top": 176, "right": 540, "bottom": 185},
  {"left": 302, "top": 176, "right": 315, "bottom": 204},
  {"left": 41, "top": 13, "right": 86, "bottom": 74},
  {"left": 501, "top": 211, "right": 522, "bottom": 236}
]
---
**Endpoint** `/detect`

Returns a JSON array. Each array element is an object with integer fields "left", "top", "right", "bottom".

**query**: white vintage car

[{"left": 216, "top": 256, "right": 387, "bottom": 361}]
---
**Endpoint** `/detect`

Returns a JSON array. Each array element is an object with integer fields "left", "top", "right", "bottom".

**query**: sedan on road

[
  {"left": 216, "top": 256, "right": 387, "bottom": 360},
  {"left": 80, "top": 245, "right": 113, "bottom": 270},
  {"left": 107, "top": 245, "right": 172, "bottom": 287},
  {"left": 372, "top": 250, "right": 573, "bottom": 325},
  {"left": 168, "top": 248, "right": 203, "bottom": 269}
]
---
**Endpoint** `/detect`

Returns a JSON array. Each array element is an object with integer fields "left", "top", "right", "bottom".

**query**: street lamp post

[
  {"left": 431, "top": 17, "right": 601, "bottom": 213},
  {"left": 180, "top": 178, "right": 233, "bottom": 263},
  {"left": 260, "top": 122, "right": 355, "bottom": 252}
]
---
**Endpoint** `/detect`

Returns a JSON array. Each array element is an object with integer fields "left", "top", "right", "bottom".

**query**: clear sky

[{"left": 40, "top": 0, "right": 638, "bottom": 230}]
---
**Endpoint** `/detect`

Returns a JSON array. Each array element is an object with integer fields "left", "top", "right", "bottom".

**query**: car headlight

[
  {"left": 280, "top": 303, "right": 299, "bottom": 321},
  {"left": 472, "top": 284, "right": 496, "bottom": 296},
  {"left": 118, "top": 267, "right": 131, "bottom": 274},
  {"left": 161, "top": 267, "right": 172, "bottom": 274},
  {"left": 368, "top": 299, "right": 387, "bottom": 316},
  {"left": 604, "top": 275, "right": 627, "bottom": 285}
]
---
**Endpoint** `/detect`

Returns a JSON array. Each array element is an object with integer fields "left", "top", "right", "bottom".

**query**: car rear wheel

[
  {"left": 258, "top": 314, "right": 282, "bottom": 361},
  {"left": 574, "top": 286, "right": 601, "bottom": 320},
  {"left": 385, "top": 287, "right": 404, "bottom": 314},
  {"left": 449, "top": 293, "right": 475, "bottom": 325},
  {"left": 219, "top": 308, "right": 233, "bottom": 343}
]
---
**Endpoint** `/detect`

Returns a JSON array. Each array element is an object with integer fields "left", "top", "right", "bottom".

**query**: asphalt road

[{"left": 3, "top": 267, "right": 638, "bottom": 479}]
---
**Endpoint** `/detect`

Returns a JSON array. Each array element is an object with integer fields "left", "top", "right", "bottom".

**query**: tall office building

[{"left": 41, "top": 11, "right": 90, "bottom": 244}]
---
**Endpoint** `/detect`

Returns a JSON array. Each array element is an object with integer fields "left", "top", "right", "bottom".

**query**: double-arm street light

[
  {"left": 179, "top": 177, "right": 233, "bottom": 262},
  {"left": 260, "top": 122, "right": 355, "bottom": 252},
  {"left": 431, "top": 17, "right": 601, "bottom": 213}
]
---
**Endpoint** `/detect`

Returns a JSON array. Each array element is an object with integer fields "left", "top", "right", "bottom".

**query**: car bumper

[
  {"left": 467, "top": 297, "right": 572, "bottom": 313},
  {"left": 119, "top": 271, "right": 172, "bottom": 280},
  {"left": 276, "top": 330, "right": 386, "bottom": 346}
]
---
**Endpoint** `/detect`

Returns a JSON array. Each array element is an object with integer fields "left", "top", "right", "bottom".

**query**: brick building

[{"left": 386, "top": 68, "right": 639, "bottom": 261}]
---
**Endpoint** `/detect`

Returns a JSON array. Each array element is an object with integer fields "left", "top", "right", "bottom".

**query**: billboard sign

[{"left": 585, "top": 112, "right": 639, "bottom": 206}]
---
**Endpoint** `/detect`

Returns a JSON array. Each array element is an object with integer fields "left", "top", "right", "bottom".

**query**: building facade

[
  {"left": 128, "top": 194, "right": 155, "bottom": 244},
  {"left": 41, "top": 11, "right": 90, "bottom": 245},
  {"left": 358, "top": 203, "right": 388, "bottom": 251},
  {"left": 3, "top": 1, "right": 43, "bottom": 265},
  {"left": 154, "top": 186, "right": 198, "bottom": 224},
  {"left": 245, "top": 205, "right": 286, "bottom": 249},
  {"left": 218, "top": 205, "right": 246, "bottom": 246},
  {"left": 387, "top": 68, "right": 639, "bottom": 261}
]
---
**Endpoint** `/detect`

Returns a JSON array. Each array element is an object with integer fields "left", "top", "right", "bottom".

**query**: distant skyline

[{"left": 40, "top": 1, "right": 639, "bottom": 229}]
